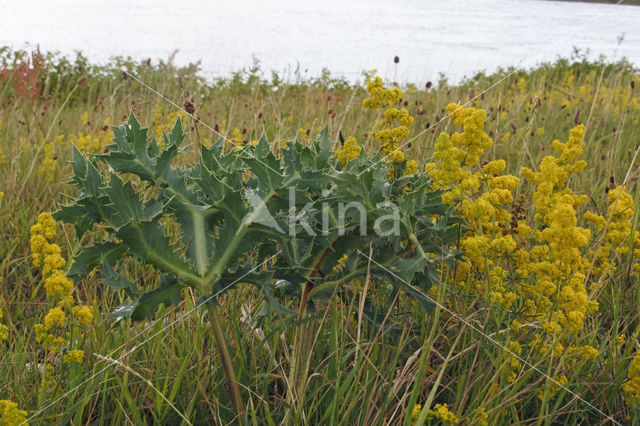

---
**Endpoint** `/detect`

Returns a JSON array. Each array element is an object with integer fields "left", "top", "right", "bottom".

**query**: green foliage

[{"left": 55, "top": 114, "right": 462, "bottom": 322}]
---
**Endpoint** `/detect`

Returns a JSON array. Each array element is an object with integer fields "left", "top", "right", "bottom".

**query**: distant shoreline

[{"left": 546, "top": 0, "right": 640, "bottom": 5}]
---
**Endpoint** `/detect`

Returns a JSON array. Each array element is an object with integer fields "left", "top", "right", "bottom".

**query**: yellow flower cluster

[
  {"left": 30, "top": 212, "right": 58, "bottom": 267},
  {"left": 43, "top": 306, "right": 65, "bottom": 330},
  {"left": 71, "top": 116, "right": 114, "bottom": 154},
  {"left": 72, "top": 305, "right": 94, "bottom": 325},
  {"left": 38, "top": 134, "right": 65, "bottom": 183},
  {"left": 623, "top": 354, "right": 640, "bottom": 407},
  {"left": 0, "top": 308, "right": 8, "bottom": 343},
  {"left": 426, "top": 403, "right": 459, "bottom": 424},
  {"left": 230, "top": 127, "right": 244, "bottom": 146},
  {"left": 411, "top": 403, "right": 422, "bottom": 419},
  {"left": 519, "top": 125, "right": 598, "bottom": 337},
  {"left": 538, "top": 374, "right": 568, "bottom": 400},
  {"left": 0, "top": 400, "right": 28, "bottom": 426},
  {"left": 584, "top": 185, "right": 640, "bottom": 276},
  {"left": 30, "top": 212, "right": 92, "bottom": 372},
  {"left": 404, "top": 160, "right": 418, "bottom": 176},
  {"left": 446, "top": 104, "right": 492, "bottom": 167},
  {"left": 363, "top": 76, "right": 414, "bottom": 164},
  {"left": 471, "top": 406, "right": 488, "bottom": 426},
  {"left": 334, "top": 136, "right": 361, "bottom": 167},
  {"left": 332, "top": 253, "right": 349, "bottom": 272},
  {"left": 505, "top": 340, "right": 523, "bottom": 383},
  {"left": 425, "top": 104, "right": 495, "bottom": 205},
  {"left": 30, "top": 213, "right": 73, "bottom": 299},
  {"left": 64, "top": 349, "right": 85, "bottom": 364},
  {"left": 362, "top": 76, "right": 402, "bottom": 109}
]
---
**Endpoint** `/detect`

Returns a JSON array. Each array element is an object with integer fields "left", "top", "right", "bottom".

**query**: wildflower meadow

[{"left": 1, "top": 47, "right": 640, "bottom": 424}]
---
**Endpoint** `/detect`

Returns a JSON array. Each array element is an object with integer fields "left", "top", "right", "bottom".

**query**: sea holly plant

[{"left": 54, "top": 113, "right": 463, "bottom": 421}]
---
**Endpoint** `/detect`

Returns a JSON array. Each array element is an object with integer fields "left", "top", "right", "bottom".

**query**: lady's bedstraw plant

[
  {"left": 1, "top": 304, "right": 28, "bottom": 425},
  {"left": 54, "top": 114, "right": 462, "bottom": 422},
  {"left": 425, "top": 101, "right": 640, "bottom": 413},
  {"left": 362, "top": 76, "right": 418, "bottom": 176},
  {"left": 29, "top": 212, "right": 94, "bottom": 403}
]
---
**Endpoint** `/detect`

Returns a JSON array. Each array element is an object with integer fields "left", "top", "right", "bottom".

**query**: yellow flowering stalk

[
  {"left": 471, "top": 406, "right": 488, "bottom": 426},
  {"left": 624, "top": 354, "right": 640, "bottom": 407},
  {"left": 230, "top": 127, "right": 244, "bottom": 146},
  {"left": 404, "top": 159, "right": 418, "bottom": 176},
  {"left": 72, "top": 116, "right": 114, "bottom": 154},
  {"left": 426, "top": 403, "right": 459, "bottom": 424},
  {"left": 29, "top": 212, "right": 93, "bottom": 398},
  {"left": 72, "top": 305, "right": 94, "bottom": 326},
  {"left": 584, "top": 185, "right": 640, "bottom": 277},
  {"left": 334, "top": 136, "right": 361, "bottom": 167},
  {"left": 38, "top": 134, "right": 65, "bottom": 183},
  {"left": 332, "top": 253, "right": 349, "bottom": 273},
  {"left": 63, "top": 349, "right": 85, "bottom": 364},
  {"left": 505, "top": 340, "right": 523, "bottom": 383},
  {"left": 363, "top": 76, "right": 415, "bottom": 174},
  {"left": 411, "top": 403, "right": 422, "bottom": 420},
  {"left": 538, "top": 374, "right": 568, "bottom": 400},
  {"left": 43, "top": 307, "right": 66, "bottom": 330},
  {"left": 0, "top": 400, "right": 28, "bottom": 426},
  {"left": 424, "top": 104, "right": 494, "bottom": 205},
  {"left": 0, "top": 307, "right": 8, "bottom": 343},
  {"left": 520, "top": 125, "right": 598, "bottom": 338}
]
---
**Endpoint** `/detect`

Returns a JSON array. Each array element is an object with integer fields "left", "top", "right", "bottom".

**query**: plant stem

[
  {"left": 206, "top": 304, "right": 245, "bottom": 425},
  {"left": 286, "top": 249, "right": 332, "bottom": 424}
]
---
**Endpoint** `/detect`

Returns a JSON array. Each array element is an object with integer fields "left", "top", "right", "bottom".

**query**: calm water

[{"left": 2, "top": 0, "right": 640, "bottom": 84}]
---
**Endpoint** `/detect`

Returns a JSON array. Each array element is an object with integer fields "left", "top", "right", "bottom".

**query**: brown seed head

[{"left": 184, "top": 99, "right": 195, "bottom": 115}]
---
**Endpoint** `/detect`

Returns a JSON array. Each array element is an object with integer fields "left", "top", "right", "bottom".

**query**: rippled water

[{"left": 2, "top": 0, "right": 639, "bottom": 83}]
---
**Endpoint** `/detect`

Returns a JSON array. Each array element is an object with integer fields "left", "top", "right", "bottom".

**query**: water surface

[{"left": 1, "top": 0, "right": 639, "bottom": 83}]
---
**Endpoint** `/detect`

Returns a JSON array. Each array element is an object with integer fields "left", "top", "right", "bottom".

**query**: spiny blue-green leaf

[
  {"left": 195, "top": 165, "right": 227, "bottom": 202},
  {"left": 103, "top": 174, "right": 143, "bottom": 225},
  {"left": 116, "top": 221, "right": 200, "bottom": 286},
  {"left": 54, "top": 195, "right": 116, "bottom": 237},
  {"left": 102, "top": 262, "right": 138, "bottom": 298},
  {"left": 254, "top": 133, "right": 270, "bottom": 158},
  {"left": 127, "top": 113, "right": 152, "bottom": 161},
  {"left": 166, "top": 198, "right": 218, "bottom": 276},
  {"left": 100, "top": 150, "right": 155, "bottom": 181},
  {"left": 243, "top": 155, "right": 283, "bottom": 195},
  {"left": 313, "top": 126, "right": 333, "bottom": 169},
  {"left": 67, "top": 242, "right": 127, "bottom": 278},
  {"left": 155, "top": 144, "right": 178, "bottom": 180},
  {"left": 168, "top": 118, "right": 184, "bottom": 148},
  {"left": 131, "top": 275, "right": 184, "bottom": 321},
  {"left": 70, "top": 145, "right": 89, "bottom": 185},
  {"left": 147, "top": 136, "right": 160, "bottom": 158}
]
